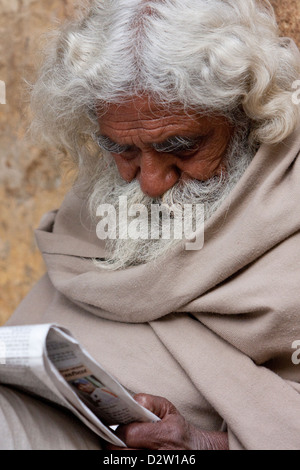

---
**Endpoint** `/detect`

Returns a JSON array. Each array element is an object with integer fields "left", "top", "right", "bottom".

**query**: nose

[{"left": 137, "top": 152, "right": 180, "bottom": 198}]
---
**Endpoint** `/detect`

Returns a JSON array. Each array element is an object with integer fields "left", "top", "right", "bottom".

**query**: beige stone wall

[
  {"left": 0, "top": 0, "right": 79, "bottom": 324},
  {"left": 0, "top": 0, "right": 299, "bottom": 325}
]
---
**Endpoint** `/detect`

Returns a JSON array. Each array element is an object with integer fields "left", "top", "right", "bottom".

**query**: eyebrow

[
  {"left": 96, "top": 134, "right": 204, "bottom": 155},
  {"left": 96, "top": 135, "right": 131, "bottom": 154},
  {"left": 152, "top": 136, "right": 202, "bottom": 153}
]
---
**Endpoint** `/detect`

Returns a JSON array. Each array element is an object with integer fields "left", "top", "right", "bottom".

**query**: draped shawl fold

[{"left": 8, "top": 125, "right": 300, "bottom": 450}]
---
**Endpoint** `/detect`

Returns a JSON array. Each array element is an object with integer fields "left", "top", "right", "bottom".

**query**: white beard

[{"left": 87, "top": 126, "right": 256, "bottom": 270}]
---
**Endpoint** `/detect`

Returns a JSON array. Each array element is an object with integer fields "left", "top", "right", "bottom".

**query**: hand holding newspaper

[{"left": 0, "top": 324, "right": 160, "bottom": 447}]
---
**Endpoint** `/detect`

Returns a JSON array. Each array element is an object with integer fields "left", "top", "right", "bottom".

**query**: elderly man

[{"left": 1, "top": 0, "right": 300, "bottom": 450}]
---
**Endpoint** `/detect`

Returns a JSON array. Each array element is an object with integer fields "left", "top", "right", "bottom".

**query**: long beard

[{"left": 88, "top": 126, "right": 255, "bottom": 270}]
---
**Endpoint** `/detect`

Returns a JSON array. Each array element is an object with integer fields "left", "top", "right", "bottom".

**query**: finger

[
  {"left": 115, "top": 420, "right": 170, "bottom": 450},
  {"left": 133, "top": 393, "right": 178, "bottom": 419},
  {"left": 105, "top": 444, "right": 140, "bottom": 450}
]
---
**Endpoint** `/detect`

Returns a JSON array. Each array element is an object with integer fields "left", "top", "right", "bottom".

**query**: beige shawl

[{"left": 7, "top": 125, "right": 300, "bottom": 450}]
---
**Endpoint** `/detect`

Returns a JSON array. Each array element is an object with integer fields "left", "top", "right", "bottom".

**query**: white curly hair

[{"left": 30, "top": 0, "right": 300, "bottom": 168}]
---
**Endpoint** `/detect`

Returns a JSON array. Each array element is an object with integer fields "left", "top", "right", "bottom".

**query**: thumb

[{"left": 134, "top": 393, "right": 178, "bottom": 419}]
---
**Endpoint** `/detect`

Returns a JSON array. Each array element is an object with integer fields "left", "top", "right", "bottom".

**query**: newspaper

[{"left": 0, "top": 324, "right": 160, "bottom": 447}]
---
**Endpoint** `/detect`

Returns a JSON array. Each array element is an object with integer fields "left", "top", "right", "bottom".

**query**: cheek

[
  {"left": 180, "top": 159, "right": 222, "bottom": 180},
  {"left": 179, "top": 141, "right": 229, "bottom": 179}
]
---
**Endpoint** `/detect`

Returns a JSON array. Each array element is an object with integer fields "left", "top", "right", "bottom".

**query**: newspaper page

[
  {"left": 0, "top": 324, "right": 160, "bottom": 447},
  {"left": 0, "top": 324, "right": 66, "bottom": 406}
]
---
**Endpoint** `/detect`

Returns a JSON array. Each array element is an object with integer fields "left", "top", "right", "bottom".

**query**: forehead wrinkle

[
  {"left": 100, "top": 112, "right": 199, "bottom": 125},
  {"left": 97, "top": 97, "right": 219, "bottom": 145},
  {"left": 99, "top": 122, "right": 203, "bottom": 146},
  {"left": 98, "top": 98, "right": 200, "bottom": 125},
  {"left": 99, "top": 115, "right": 207, "bottom": 133},
  {"left": 99, "top": 111, "right": 213, "bottom": 137}
]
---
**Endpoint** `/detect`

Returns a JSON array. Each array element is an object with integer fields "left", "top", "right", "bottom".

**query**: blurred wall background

[{"left": 0, "top": 0, "right": 299, "bottom": 325}]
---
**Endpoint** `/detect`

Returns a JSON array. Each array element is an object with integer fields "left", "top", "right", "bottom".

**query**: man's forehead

[
  {"left": 96, "top": 96, "right": 231, "bottom": 146},
  {"left": 97, "top": 96, "right": 191, "bottom": 122}
]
